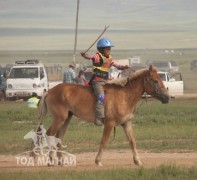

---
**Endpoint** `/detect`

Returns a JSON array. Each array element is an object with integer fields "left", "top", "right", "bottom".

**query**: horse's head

[{"left": 144, "top": 65, "right": 169, "bottom": 104}]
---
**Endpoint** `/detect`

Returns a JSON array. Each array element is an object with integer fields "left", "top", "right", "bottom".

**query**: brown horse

[{"left": 38, "top": 65, "right": 169, "bottom": 166}]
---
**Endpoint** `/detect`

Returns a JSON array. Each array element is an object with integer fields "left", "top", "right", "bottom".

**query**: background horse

[{"left": 38, "top": 65, "right": 169, "bottom": 166}]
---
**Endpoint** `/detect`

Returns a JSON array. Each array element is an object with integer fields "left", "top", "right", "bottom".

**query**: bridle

[
  {"left": 126, "top": 71, "right": 165, "bottom": 109},
  {"left": 143, "top": 76, "right": 165, "bottom": 97}
]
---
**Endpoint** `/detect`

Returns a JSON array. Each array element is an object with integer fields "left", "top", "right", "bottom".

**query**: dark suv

[
  {"left": 146, "top": 60, "right": 179, "bottom": 74},
  {"left": 0, "top": 68, "right": 6, "bottom": 101}
]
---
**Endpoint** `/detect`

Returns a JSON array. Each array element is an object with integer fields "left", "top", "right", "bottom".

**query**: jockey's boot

[{"left": 94, "top": 118, "right": 103, "bottom": 126}]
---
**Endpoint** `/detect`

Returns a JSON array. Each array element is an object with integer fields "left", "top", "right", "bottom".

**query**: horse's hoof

[
  {"left": 97, "top": 162, "right": 103, "bottom": 166},
  {"left": 29, "top": 151, "right": 36, "bottom": 159},
  {"left": 137, "top": 161, "right": 143, "bottom": 167},
  {"left": 95, "top": 160, "right": 103, "bottom": 166},
  {"left": 47, "top": 158, "right": 53, "bottom": 166},
  {"left": 58, "top": 161, "right": 63, "bottom": 166},
  {"left": 134, "top": 159, "right": 143, "bottom": 167}
]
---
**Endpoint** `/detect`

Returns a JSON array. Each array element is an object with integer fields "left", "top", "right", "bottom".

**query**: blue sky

[{"left": 0, "top": 0, "right": 197, "bottom": 50}]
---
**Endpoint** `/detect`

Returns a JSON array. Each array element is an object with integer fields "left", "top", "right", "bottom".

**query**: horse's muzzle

[
  {"left": 154, "top": 93, "right": 169, "bottom": 104},
  {"left": 161, "top": 95, "right": 169, "bottom": 104}
]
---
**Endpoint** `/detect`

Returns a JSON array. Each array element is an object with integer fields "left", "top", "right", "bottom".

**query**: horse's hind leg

[
  {"left": 55, "top": 112, "right": 73, "bottom": 165},
  {"left": 56, "top": 112, "right": 72, "bottom": 143},
  {"left": 121, "top": 121, "right": 142, "bottom": 166},
  {"left": 95, "top": 121, "right": 114, "bottom": 166},
  {"left": 46, "top": 112, "right": 68, "bottom": 165}
]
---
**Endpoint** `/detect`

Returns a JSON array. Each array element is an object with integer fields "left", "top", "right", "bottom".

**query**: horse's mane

[{"left": 106, "top": 68, "right": 148, "bottom": 87}]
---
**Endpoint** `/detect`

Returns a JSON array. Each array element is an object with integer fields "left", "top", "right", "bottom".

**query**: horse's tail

[{"left": 38, "top": 92, "right": 48, "bottom": 121}]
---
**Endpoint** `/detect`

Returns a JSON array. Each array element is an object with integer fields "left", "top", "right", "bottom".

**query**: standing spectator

[
  {"left": 76, "top": 70, "right": 86, "bottom": 86},
  {"left": 63, "top": 64, "right": 76, "bottom": 84},
  {"left": 0, "top": 68, "right": 2, "bottom": 84}
]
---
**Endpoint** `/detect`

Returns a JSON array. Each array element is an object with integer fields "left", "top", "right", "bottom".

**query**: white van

[{"left": 6, "top": 60, "right": 48, "bottom": 100}]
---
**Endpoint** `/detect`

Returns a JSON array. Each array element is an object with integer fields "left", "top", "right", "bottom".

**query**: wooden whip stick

[{"left": 84, "top": 25, "right": 109, "bottom": 53}]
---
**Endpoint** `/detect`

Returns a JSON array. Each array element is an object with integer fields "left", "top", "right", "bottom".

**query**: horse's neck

[{"left": 125, "top": 76, "right": 145, "bottom": 103}]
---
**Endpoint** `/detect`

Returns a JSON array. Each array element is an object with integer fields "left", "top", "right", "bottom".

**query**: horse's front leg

[
  {"left": 121, "top": 121, "right": 142, "bottom": 166},
  {"left": 95, "top": 121, "right": 114, "bottom": 166}
]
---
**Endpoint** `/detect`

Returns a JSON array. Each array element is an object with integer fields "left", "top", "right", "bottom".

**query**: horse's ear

[
  {"left": 149, "top": 65, "right": 153, "bottom": 72},
  {"left": 148, "top": 65, "right": 153, "bottom": 76}
]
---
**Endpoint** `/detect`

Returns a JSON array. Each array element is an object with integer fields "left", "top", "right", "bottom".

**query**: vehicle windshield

[
  {"left": 171, "top": 73, "right": 182, "bottom": 81},
  {"left": 8, "top": 67, "right": 39, "bottom": 79},
  {"left": 158, "top": 73, "right": 166, "bottom": 81}
]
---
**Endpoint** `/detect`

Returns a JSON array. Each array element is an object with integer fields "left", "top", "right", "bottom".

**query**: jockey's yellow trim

[
  {"left": 93, "top": 66, "right": 109, "bottom": 72},
  {"left": 98, "top": 53, "right": 112, "bottom": 60}
]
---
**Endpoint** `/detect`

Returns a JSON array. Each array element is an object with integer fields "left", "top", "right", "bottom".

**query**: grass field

[
  {"left": 0, "top": 98, "right": 197, "bottom": 179},
  {"left": 0, "top": 98, "right": 197, "bottom": 155},
  {"left": 0, "top": 165, "right": 197, "bottom": 180}
]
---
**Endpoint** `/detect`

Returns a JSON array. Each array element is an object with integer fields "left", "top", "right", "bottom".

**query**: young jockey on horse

[{"left": 81, "top": 38, "right": 129, "bottom": 126}]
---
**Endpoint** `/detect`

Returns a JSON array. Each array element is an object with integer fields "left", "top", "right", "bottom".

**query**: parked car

[
  {"left": 6, "top": 60, "right": 48, "bottom": 100},
  {"left": 0, "top": 67, "right": 6, "bottom": 101},
  {"left": 190, "top": 59, "right": 197, "bottom": 71},
  {"left": 128, "top": 56, "right": 141, "bottom": 65},
  {"left": 120, "top": 64, "right": 147, "bottom": 77},
  {"left": 146, "top": 60, "right": 179, "bottom": 74},
  {"left": 158, "top": 71, "right": 183, "bottom": 97},
  {"left": 109, "top": 67, "right": 122, "bottom": 79},
  {"left": 83, "top": 66, "right": 124, "bottom": 84}
]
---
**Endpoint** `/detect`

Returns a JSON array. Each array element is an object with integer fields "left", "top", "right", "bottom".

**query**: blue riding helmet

[{"left": 97, "top": 38, "right": 114, "bottom": 48}]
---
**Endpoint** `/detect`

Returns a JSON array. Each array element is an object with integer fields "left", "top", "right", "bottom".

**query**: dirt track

[{"left": 0, "top": 150, "right": 197, "bottom": 172}]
